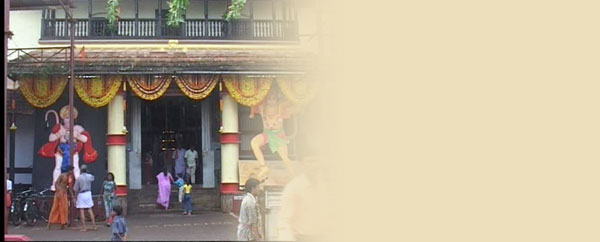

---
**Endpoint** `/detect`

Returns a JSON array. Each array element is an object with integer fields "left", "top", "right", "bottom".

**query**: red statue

[{"left": 39, "top": 105, "right": 98, "bottom": 191}]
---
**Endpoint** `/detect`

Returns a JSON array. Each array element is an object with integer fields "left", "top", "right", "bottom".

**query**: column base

[
  {"left": 220, "top": 183, "right": 243, "bottom": 214},
  {"left": 221, "top": 194, "right": 233, "bottom": 213},
  {"left": 116, "top": 196, "right": 128, "bottom": 217}
]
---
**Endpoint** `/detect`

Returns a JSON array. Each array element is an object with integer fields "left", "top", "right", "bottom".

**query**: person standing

[
  {"left": 73, "top": 164, "right": 97, "bottom": 231},
  {"left": 47, "top": 166, "right": 72, "bottom": 230},
  {"left": 156, "top": 167, "right": 174, "bottom": 210},
  {"left": 6, "top": 177, "right": 12, "bottom": 210},
  {"left": 174, "top": 175, "right": 185, "bottom": 204},
  {"left": 143, "top": 152, "right": 153, "bottom": 185},
  {"left": 66, "top": 166, "right": 76, "bottom": 227},
  {"left": 102, "top": 172, "right": 117, "bottom": 226},
  {"left": 110, "top": 205, "right": 128, "bottom": 241},
  {"left": 184, "top": 146, "right": 198, "bottom": 184},
  {"left": 182, "top": 178, "right": 193, "bottom": 215},
  {"left": 173, "top": 144, "right": 186, "bottom": 180},
  {"left": 165, "top": 148, "right": 176, "bottom": 178},
  {"left": 237, "top": 178, "right": 263, "bottom": 241}
]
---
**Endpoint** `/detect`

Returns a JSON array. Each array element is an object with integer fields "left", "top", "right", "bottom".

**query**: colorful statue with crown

[{"left": 39, "top": 105, "right": 98, "bottom": 191}]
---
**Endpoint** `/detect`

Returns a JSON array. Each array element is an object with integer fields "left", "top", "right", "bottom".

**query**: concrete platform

[{"left": 7, "top": 210, "right": 238, "bottom": 241}]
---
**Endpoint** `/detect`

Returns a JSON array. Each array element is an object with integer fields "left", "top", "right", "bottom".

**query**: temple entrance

[
  {"left": 126, "top": 87, "right": 221, "bottom": 212},
  {"left": 138, "top": 92, "right": 220, "bottom": 186}
]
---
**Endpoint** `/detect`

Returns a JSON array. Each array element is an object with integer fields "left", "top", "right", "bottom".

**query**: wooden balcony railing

[{"left": 40, "top": 18, "right": 298, "bottom": 41}]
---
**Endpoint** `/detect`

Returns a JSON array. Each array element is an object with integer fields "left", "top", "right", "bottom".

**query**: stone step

[
  {"left": 127, "top": 206, "right": 222, "bottom": 215},
  {"left": 132, "top": 201, "right": 221, "bottom": 209},
  {"left": 128, "top": 200, "right": 221, "bottom": 214},
  {"left": 128, "top": 194, "right": 220, "bottom": 214},
  {"left": 129, "top": 194, "right": 219, "bottom": 199},
  {"left": 127, "top": 185, "right": 221, "bottom": 215},
  {"left": 129, "top": 193, "right": 219, "bottom": 200},
  {"left": 131, "top": 201, "right": 221, "bottom": 209}
]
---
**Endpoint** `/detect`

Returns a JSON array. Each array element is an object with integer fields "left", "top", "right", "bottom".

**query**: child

[
  {"left": 175, "top": 176, "right": 185, "bottom": 203},
  {"left": 102, "top": 172, "right": 117, "bottom": 226},
  {"left": 111, "top": 205, "right": 128, "bottom": 241},
  {"left": 182, "top": 178, "right": 193, "bottom": 215}
]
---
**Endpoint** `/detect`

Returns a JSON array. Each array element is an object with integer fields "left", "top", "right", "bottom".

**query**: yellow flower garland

[
  {"left": 276, "top": 77, "right": 318, "bottom": 105},
  {"left": 127, "top": 75, "right": 172, "bottom": 101},
  {"left": 19, "top": 75, "right": 68, "bottom": 108},
  {"left": 222, "top": 75, "right": 273, "bottom": 107},
  {"left": 175, "top": 75, "right": 219, "bottom": 100},
  {"left": 74, "top": 75, "right": 123, "bottom": 108}
]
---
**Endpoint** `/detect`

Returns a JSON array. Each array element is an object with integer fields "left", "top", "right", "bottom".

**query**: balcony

[{"left": 41, "top": 17, "right": 298, "bottom": 41}]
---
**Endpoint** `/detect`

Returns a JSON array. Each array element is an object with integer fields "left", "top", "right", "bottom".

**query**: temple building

[{"left": 7, "top": 0, "right": 321, "bottom": 239}]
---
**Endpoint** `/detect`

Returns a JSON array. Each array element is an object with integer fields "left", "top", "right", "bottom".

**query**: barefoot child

[
  {"left": 175, "top": 176, "right": 184, "bottom": 204},
  {"left": 182, "top": 178, "right": 193, "bottom": 215},
  {"left": 111, "top": 205, "right": 128, "bottom": 241}
]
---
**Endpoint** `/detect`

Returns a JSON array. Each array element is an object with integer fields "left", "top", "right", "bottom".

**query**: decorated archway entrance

[{"left": 137, "top": 93, "right": 220, "bottom": 187}]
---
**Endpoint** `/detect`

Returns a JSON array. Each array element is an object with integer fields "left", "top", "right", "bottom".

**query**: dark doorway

[{"left": 141, "top": 96, "right": 204, "bottom": 185}]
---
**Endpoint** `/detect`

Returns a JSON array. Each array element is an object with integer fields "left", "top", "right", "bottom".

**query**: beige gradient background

[{"left": 309, "top": 0, "right": 600, "bottom": 241}]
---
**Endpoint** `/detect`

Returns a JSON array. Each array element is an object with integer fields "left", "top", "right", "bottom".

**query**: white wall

[
  {"left": 296, "top": 4, "right": 318, "bottom": 53},
  {"left": 252, "top": 0, "right": 272, "bottom": 20},
  {"left": 138, "top": 0, "right": 159, "bottom": 18},
  {"left": 8, "top": 10, "right": 43, "bottom": 49},
  {"left": 91, "top": 0, "right": 107, "bottom": 17},
  {"left": 187, "top": 0, "right": 206, "bottom": 19},
  {"left": 74, "top": 0, "right": 90, "bottom": 18},
  {"left": 55, "top": 0, "right": 89, "bottom": 18},
  {"left": 207, "top": 0, "right": 227, "bottom": 19},
  {"left": 120, "top": 0, "right": 137, "bottom": 18}
]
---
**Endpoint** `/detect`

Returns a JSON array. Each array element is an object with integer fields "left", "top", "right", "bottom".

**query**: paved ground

[{"left": 7, "top": 211, "right": 238, "bottom": 241}]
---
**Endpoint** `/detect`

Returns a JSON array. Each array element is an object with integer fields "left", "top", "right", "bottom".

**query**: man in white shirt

[
  {"left": 238, "top": 178, "right": 262, "bottom": 241},
  {"left": 173, "top": 144, "right": 187, "bottom": 179},
  {"left": 184, "top": 146, "right": 199, "bottom": 184}
]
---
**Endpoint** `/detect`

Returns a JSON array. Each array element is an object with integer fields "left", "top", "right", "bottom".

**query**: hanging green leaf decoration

[
  {"left": 166, "top": 0, "right": 190, "bottom": 28},
  {"left": 224, "top": 0, "right": 247, "bottom": 21},
  {"left": 107, "top": 0, "right": 120, "bottom": 30}
]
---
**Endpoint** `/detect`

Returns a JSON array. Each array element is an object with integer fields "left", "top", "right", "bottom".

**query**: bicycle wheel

[
  {"left": 24, "top": 200, "right": 38, "bottom": 226},
  {"left": 10, "top": 202, "right": 22, "bottom": 226},
  {"left": 39, "top": 200, "right": 51, "bottom": 222}
]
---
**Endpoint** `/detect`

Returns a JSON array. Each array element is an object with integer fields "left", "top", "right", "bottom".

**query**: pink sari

[{"left": 156, "top": 172, "right": 173, "bottom": 209}]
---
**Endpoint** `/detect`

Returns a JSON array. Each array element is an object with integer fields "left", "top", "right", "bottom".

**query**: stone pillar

[
  {"left": 220, "top": 91, "right": 241, "bottom": 213},
  {"left": 128, "top": 97, "right": 142, "bottom": 190},
  {"left": 107, "top": 92, "right": 128, "bottom": 215}
]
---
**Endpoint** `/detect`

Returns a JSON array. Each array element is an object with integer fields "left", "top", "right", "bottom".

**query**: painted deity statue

[
  {"left": 39, "top": 105, "right": 98, "bottom": 191},
  {"left": 249, "top": 90, "right": 296, "bottom": 179}
]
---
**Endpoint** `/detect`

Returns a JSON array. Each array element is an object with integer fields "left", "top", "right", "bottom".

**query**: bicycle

[
  {"left": 11, "top": 188, "right": 52, "bottom": 226},
  {"left": 10, "top": 190, "right": 28, "bottom": 226},
  {"left": 23, "top": 188, "right": 52, "bottom": 226}
]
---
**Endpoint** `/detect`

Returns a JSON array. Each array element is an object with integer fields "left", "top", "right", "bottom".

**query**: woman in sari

[
  {"left": 156, "top": 167, "right": 174, "bottom": 210},
  {"left": 47, "top": 167, "right": 71, "bottom": 230}
]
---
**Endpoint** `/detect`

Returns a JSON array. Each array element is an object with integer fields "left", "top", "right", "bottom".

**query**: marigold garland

[
  {"left": 19, "top": 75, "right": 68, "bottom": 108},
  {"left": 222, "top": 75, "right": 273, "bottom": 107},
  {"left": 276, "top": 77, "right": 317, "bottom": 105},
  {"left": 74, "top": 75, "right": 123, "bottom": 108},
  {"left": 175, "top": 75, "right": 218, "bottom": 100},
  {"left": 127, "top": 75, "right": 172, "bottom": 101}
]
